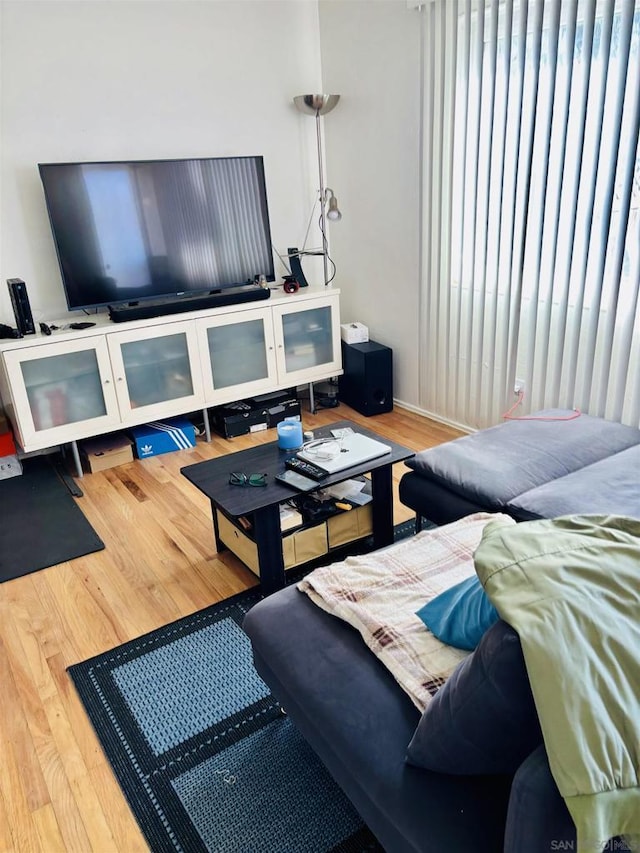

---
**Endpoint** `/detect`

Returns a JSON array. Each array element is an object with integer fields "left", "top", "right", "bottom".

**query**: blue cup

[{"left": 277, "top": 418, "right": 303, "bottom": 450}]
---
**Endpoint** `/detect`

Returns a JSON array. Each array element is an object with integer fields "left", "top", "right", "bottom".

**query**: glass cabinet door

[
  {"left": 272, "top": 295, "right": 341, "bottom": 383},
  {"left": 107, "top": 322, "right": 204, "bottom": 422},
  {"left": 22, "top": 350, "right": 107, "bottom": 430},
  {"left": 3, "top": 336, "right": 120, "bottom": 447},
  {"left": 197, "top": 308, "right": 278, "bottom": 404}
]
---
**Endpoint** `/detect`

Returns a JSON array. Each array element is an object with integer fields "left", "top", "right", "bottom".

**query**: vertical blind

[{"left": 419, "top": 0, "right": 640, "bottom": 430}]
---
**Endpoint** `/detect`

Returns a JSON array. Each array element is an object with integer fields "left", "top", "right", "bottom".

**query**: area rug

[
  {"left": 68, "top": 522, "right": 418, "bottom": 852},
  {"left": 0, "top": 456, "right": 104, "bottom": 583}
]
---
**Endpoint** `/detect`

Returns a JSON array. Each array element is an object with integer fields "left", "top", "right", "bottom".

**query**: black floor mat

[{"left": 0, "top": 456, "right": 104, "bottom": 582}]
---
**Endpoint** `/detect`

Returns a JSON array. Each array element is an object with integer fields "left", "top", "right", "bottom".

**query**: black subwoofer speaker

[{"left": 339, "top": 340, "right": 393, "bottom": 416}]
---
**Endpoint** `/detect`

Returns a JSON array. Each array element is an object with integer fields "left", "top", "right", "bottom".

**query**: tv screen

[{"left": 39, "top": 156, "right": 276, "bottom": 311}]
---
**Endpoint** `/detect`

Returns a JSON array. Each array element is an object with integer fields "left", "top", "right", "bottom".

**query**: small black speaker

[
  {"left": 7, "top": 278, "right": 35, "bottom": 335},
  {"left": 339, "top": 340, "right": 393, "bottom": 416}
]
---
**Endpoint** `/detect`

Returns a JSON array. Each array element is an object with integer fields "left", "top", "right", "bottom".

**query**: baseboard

[{"left": 392, "top": 400, "right": 474, "bottom": 435}]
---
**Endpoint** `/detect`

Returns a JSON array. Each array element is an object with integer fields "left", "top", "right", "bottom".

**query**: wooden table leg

[
  {"left": 253, "top": 503, "right": 286, "bottom": 595},
  {"left": 211, "top": 500, "right": 228, "bottom": 553},
  {"left": 371, "top": 464, "right": 394, "bottom": 549}
]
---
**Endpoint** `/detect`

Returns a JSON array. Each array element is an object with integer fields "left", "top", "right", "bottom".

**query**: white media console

[{"left": 0, "top": 286, "right": 342, "bottom": 476}]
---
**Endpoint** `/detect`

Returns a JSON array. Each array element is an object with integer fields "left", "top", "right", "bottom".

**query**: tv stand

[
  {"left": 108, "top": 284, "right": 270, "bottom": 323},
  {"left": 0, "top": 286, "right": 342, "bottom": 480}
]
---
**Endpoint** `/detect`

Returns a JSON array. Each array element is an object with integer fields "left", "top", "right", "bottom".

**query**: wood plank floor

[{"left": 0, "top": 402, "right": 463, "bottom": 853}]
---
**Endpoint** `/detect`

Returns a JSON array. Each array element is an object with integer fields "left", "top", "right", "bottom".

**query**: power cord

[
  {"left": 502, "top": 390, "right": 581, "bottom": 421},
  {"left": 301, "top": 437, "right": 343, "bottom": 461},
  {"left": 272, "top": 190, "right": 339, "bottom": 287},
  {"left": 317, "top": 209, "right": 337, "bottom": 285}
]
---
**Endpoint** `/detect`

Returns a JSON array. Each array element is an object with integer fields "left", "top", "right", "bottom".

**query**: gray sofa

[
  {"left": 399, "top": 409, "right": 640, "bottom": 526},
  {"left": 243, "top": 411, "right": 639, "bottom": 852},
  {"left": 244, "top": 583, "right": 579, "bottom": 852}
]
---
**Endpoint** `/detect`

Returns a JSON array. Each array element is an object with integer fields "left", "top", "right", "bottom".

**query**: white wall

[
  {"left": 0, "top": 0, "right": 325, "bottom": 324},
  {"left": 318, "top": 1, "right": 422, "bottom": 407},
  {"left": 0, "top": 0, "right": 426, "bottom": 411}
]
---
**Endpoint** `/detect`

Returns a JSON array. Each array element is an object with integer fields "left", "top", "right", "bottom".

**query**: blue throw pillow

[{"left": 416, "top": 575, "right": 499, "bottom": 650}]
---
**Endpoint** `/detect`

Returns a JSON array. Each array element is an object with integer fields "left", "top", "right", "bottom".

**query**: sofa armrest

[{"left": 504, "top": 745, "right": 575, "bottom": 853}]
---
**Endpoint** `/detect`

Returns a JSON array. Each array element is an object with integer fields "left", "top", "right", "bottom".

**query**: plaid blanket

[{"left": 298, "top": 512, "right": 514, "bottom": 710}]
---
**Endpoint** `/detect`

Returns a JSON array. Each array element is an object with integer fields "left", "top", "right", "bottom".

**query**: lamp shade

[
  {"left": 293, "top": 94, "right": 340, "bottom": 116},
  {"left": 326, "top": 193, "right": 342, "bottom": 221}
]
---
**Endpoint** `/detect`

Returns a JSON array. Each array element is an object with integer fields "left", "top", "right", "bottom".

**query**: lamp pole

[
  {"left": 315, "top": 109, "right": 330, "bottom": 288},
  {"left": 293, "top": 94, "right": 340, "bottom": 287}
]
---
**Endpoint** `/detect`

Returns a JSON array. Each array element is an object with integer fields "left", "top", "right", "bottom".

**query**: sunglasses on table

[{"left": 228, "top": 472, "right": 268, "bottom": 487}]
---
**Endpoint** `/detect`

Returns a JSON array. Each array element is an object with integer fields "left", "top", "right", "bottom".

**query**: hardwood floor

[{"left": 0, "top": 402, "right": 463, "bottom": 852}]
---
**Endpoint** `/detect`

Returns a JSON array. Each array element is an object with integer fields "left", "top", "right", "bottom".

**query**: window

[{"left": 420, "top": 0, "right": 639, "bottom": 429}]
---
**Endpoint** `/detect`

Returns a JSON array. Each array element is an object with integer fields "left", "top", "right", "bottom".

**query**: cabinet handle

[{"left": 104, "top": 378, "right": 111, "bottom": 384}]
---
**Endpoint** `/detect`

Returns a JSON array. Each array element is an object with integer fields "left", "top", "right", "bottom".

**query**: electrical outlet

[{"left": 514, "top": 378, "right": 525, "bottom": 395}]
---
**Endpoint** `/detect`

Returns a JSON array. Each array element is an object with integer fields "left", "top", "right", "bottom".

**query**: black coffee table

[{"left": 181, "top": 419, "right": 415, "bottom": 594}]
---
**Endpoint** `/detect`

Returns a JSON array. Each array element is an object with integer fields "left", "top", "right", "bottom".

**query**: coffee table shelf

[
  {"left": 181, "top": 420, "right": 414, "bottom": 594},
  {"left": 215, "top": 502, "right": 373, "bottom": 576}
]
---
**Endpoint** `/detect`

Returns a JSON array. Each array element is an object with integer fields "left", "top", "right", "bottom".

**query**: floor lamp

[{"left": 293, "top": 94, "right": 341, "bottom": 287}]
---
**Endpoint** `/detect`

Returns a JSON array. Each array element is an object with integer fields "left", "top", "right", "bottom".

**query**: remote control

[{"left": 285, "top": 455, "right": 329, "bottom": 481}]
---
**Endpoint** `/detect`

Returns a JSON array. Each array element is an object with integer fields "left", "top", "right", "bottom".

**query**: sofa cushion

[
  {"left": 507, "top": 444, "right": 640, "bottom": 521},
  {"left": 416, "top": 575, "right": 499, "bottom": 651},
  {"left": 405, "top": 411, "right": 640, "bottom": 508},
  {"left": 406, "top": 620, "right": 542, "bottom": 775},
  {"left": 297, "top": 514, "right": 512, "bottom": 710}
]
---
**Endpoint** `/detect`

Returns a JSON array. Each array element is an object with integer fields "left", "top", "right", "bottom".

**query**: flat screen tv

[{"left": 38, "top": 156, "right": 276, "bottom": 311}]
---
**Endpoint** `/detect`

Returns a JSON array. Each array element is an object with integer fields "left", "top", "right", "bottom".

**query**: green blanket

[{"left": 474, "top": 515, "right": 640, "bottom": 853}]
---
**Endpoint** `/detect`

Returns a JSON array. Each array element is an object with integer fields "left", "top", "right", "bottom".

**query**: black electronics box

[
  {"left": 7, "top": 278, "right": 35, "bottom": 335},
  {"left": 339, "top": 340, "right": 393, "bottom": 416},
  {"left": 211, "top": 389, "right": 301, "bottom": 439}
]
